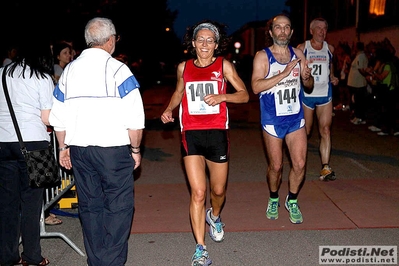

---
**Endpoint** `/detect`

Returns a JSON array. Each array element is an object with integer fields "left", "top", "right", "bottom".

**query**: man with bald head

[{"left": 251, "top": 14, "right": 313, "bottom": 224}]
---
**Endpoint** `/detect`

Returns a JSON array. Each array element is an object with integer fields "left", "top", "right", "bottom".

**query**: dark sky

[{"left": 168, "top": 0, "right": 288, "bottom": 38}]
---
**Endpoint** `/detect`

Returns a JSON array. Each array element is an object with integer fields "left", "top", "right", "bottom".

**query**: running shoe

[
  {"left": 319, "top": 165, "right": 336, "bottom": 181},
  {"left": 368, "top": 125, "right": 381, "bottom": 132},
  {"left": 191, "top": 244, "right": 212, "bottom": 266},
  {"left": 342, "top": 105, "right": 350, "bottom": 111},
  {"left": 333, "top": 103, "right": 343, "bottom": 111},
  {"left": 351, "top": 117, "right": 366, "bottom": 125},
  {"left": 266, "top": 197, "right": 279, "bottom": 220},
  {"left": 377, "top": 132, "right": 389, "bottom": 136},
  {"left": 205, "top": 208, "right": 225, "bottom": 242},
  {"left": 284, "top": 195, "right": 303, "bottom": 224}
]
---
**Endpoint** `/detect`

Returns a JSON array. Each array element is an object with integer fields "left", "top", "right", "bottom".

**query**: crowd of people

[
  {"left": 332, "top": 38, "right": 399, "bottom": 136},
  {"left": 1, "top": 13, "right": 398, "bottom": 266}
]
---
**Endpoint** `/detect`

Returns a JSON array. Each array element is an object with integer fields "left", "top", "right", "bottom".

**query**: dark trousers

[
  {"left": 0, "top": 141, "right": 47, "bottom": 266},
  {"left": 380, "top": 88, "right": 399, "bottom": 133},
  {"left": 70, "top": 145, "right": 135, "bottom": 266},
  {"left": 348, "top": 85, "right": 368, "bottom": 120}
]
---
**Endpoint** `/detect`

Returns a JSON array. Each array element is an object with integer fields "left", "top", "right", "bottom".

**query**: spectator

[
  {"left": 52, "top": 41, "right": 72, "bottom": 84},
  {"left": 0, "top": 36, "right": 53, "bottom": 266},
  {"left": 2, "top": 44, "right": 18, "bottom": 66},
  {"left": 347, "top": 42, "right": 369, "bottom": 125},
  {"left": 49, "top": 17, "right": 145, "bottom": 266},
  {"left": 115, "top": 53, "right": 129, "bottom": 65},
  {"left": 334, "top": 43, "right": 352, "bottom": 112},
  {"left": 43, "top": 40, "right": 73, "bottom": 225},
  {"left": 367, "top": 48, "right": 399, "bottom": 136}
]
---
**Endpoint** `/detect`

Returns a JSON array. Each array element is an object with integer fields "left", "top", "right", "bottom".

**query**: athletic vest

[
  {"left": 303, "top": 40, "right": 332, "bottom": 97},
  {"left": 259, "top": 46, "right": 303, "bottom": 126},
  {"left": 180, "top": 57, "right": 228, "bottom": 131}
]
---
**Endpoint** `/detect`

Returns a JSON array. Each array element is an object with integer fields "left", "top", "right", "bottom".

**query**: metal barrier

[{"left": 39, "top": 133, "right": 85, "bottom": 256}]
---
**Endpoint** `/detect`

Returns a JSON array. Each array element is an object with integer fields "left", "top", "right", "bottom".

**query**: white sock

[{"left": 211, "top": 211, "right": 219, "bottom": 221}]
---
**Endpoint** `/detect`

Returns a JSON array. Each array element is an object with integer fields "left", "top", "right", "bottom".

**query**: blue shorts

[
  {"left": 302, "top": 95, "right": 332, "bottom": 110},
  {"left": 181, "top": 129, "right": 229, "bottom": 163},
  {"left": 263, "top": 118, "right": 305, "bottom": 139}
]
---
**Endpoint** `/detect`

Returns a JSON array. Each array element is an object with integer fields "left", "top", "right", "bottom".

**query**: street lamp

[{"left": 234, "top": 41, "right": 241, "bottom": 54}]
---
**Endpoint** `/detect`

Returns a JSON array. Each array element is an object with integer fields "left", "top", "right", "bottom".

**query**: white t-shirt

[{"left": 54, "top": 64, "right": 63, "bottom": 78}]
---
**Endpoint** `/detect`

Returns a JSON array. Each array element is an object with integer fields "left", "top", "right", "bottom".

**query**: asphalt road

[{"left": 33, "top": 83, "right": 399, "bottom": 266}]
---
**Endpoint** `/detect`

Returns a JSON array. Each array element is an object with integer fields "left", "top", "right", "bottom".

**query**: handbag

[{"left": 2, "top": 65, "right": 61, "bottom": 188}]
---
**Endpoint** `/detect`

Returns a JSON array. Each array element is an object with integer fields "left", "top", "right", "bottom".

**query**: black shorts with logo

[{"left": 181, "top": 129, "right": 229, "bottom": 163}]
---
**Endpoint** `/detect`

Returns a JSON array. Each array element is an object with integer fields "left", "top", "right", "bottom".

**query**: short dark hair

[{"left": 52, "top": 41, "right": 72, "bottom": 62}]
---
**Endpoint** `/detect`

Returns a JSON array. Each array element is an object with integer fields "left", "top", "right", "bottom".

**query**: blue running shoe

[
  {"left": 191, "top": 244, "right": 212, "bottom": 266},
  {"left": 205, "top": 208, "right": 225, "bottom": 242}
]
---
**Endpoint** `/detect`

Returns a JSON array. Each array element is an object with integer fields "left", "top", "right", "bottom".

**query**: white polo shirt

[{"left": 49, "top": 48, "right": 145, "bottom": 147}]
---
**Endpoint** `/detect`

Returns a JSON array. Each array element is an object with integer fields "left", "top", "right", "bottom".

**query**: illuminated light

[
  {"left": 165, "top": 27, "right": 170, "bottom": 32},
  {"left": 234, "top": 42, "right": 241, "bottom": 49},
  {"left": 369, "top": 0, "right": 386, "bottom": 16}
]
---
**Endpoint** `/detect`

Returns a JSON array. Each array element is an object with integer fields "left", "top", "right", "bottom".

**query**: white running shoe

[
  {"left": 205, "top": 208, "right": 225, "bottom": 242},
  {"left": 368, "top": 125, "right": 381, "bottom": 132}
]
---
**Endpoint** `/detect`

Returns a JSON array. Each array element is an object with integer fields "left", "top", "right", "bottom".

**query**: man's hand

[
  {"left": 161, "top": 109, "right": 174, "bottom": 124},
  {"left": 302, "top": 60, "right": 312, "bottom": 80},
  {"left": 59, "top": 150, "right": 72, "bottom": 170},
  {"left": 331, "top": 76, "right": 339, "bottom": 86},
  {"left": 132, "top": 153, "right": 141, "bottom": 170}
]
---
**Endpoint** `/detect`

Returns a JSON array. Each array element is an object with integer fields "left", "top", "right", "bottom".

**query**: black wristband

[
  {"left": 130, "top": 145, "right": 140, "bottom": 154},
  {"left": 58, "top": 145, "right": 70, "bottom": 151}
]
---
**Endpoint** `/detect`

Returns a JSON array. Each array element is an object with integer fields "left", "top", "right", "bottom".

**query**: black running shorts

[{"left": 181, "top": 129, "right": 229, "bottom": 163}]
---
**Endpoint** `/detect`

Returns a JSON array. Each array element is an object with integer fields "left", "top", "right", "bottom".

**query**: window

[{"left": 369, "top": 0, "right": 386, "bottom": 16}]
